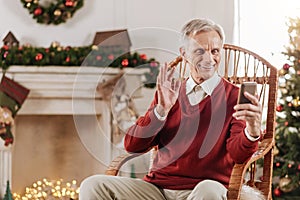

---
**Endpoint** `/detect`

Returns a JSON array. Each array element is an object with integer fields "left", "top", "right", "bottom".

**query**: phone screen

[{"left": 237, "top": 82, "right": 257, "bottom": 104}]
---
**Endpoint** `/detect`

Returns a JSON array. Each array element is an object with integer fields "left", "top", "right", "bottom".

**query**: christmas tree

[
  {"left": 3, "top": 180, "right": 13, "bottom": 200},
  {"left": 273, "top": 17, "right": 300, "bottom": 199}
]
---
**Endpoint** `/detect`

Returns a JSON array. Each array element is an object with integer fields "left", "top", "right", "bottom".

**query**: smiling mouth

[{"left": 196, "top": 64, "right": 214, "bottom": 70}]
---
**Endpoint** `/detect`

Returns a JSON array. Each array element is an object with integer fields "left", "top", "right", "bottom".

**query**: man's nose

[{"left": 203, "top": 52, "right": 215, "bottom": 65}]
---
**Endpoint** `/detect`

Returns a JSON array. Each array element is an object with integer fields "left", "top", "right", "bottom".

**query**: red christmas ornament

[
  {"left": 288, "top": 163, "right": 293, "bottom": 168},
  {"left": 284, "top": 121, "right": 289, "bottom": 126},
  {"left": 65, "top": 56, "right": 70, "bottom": 62},
  {"left": 45, "top": 48, "right": 49, "bottom": 53},
  {"left": 96, "top": 55, "right": 102, "bottom": 61},
  {"left": 65, "top": 0, "right": 74, "bottom": 7},
  {"left": 276, "top": 105, "right": 283, "bottom": 112},
  {"left": 288, "top": 102, "right": 292, "bottom": 107},
  {"left": 3, "top": 51, "right": 8, "bottom": 58},
  {"left": 35, "top": 53, "right": 43, "bottom": 61},
  {"left": 297, "top": 70, "right": 300, "bottom": 75},
  {"left": 283, "top": 63, "right": 290, "bottom": 70},
  {"left": 121, "top": 59, "right": 129, "bottom": 67},
  {"left": 273, "top": 187, "right": 282, "bottom": 197},
  {"left": 140, "top": 54, "right": 147, "bottom": 60},
  {"left": 34, "top": 7, "right": 43, "bottom": 16},
  {"left": 298, "top": 164, "right": 300, "bottom": 171},
  {"left": 276, "top": 162, "right": 281, "bottom": 167},
  {"left": 108, "top": 54, "right": 114, "bottom": 60},
  {"left": 132, "top": 59, "right": 137, "bottom": 65},
  {"left": 4, "top": 138, "right": 13, "bottom": 146},
  {"left": 2, "top": 45, "right": 9, "bottom": 50}
]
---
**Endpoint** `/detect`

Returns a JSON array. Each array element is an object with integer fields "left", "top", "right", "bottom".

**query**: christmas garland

[
  {"left": 20, "top": 0, "right": 84, "bottom": 25},
  {"left": 0, "top": 42, "right": 160, "bottom": 88}
]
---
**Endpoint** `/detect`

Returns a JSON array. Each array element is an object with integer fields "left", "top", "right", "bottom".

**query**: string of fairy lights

[{"left": 13, "top": 178, "right": 80, "bottom": 200}]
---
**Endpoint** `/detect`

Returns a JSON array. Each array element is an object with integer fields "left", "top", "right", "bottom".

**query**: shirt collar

[{"left": 186, "top": 73, "right": 221, "bottom": 95}]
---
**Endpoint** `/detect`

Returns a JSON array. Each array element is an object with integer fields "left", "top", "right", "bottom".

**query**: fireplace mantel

[
  {"left": 2, "top": 66, "right": 148, "bottom": 115},
  {"left": 0, "top": 66, "right": 148, "bottom": 196}
]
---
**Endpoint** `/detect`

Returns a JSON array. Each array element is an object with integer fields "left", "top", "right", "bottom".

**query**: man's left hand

[{"left": 233, "top": 92, "right": 262, "bottom": 138}]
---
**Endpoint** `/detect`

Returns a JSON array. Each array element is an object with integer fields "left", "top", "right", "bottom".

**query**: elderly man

[{"left": 80, "top": 18, "right": 262, "bottom": 200}]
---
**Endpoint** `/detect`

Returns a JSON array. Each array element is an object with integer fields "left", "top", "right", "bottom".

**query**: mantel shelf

[{"left": 1, "top": 66, "right": 148, "bottom": 115}]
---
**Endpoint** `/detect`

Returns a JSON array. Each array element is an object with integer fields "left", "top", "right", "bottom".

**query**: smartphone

[{"left": 237, "top": 82, "right": 257, "bottom": 104}]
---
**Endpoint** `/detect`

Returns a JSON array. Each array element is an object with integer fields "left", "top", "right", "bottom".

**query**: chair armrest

[
  {"left": 105, "top": 153, "right": 140, "bottom": 176},
  {"left": 227, "top": 138, "right": 274, "bottom": 200}
]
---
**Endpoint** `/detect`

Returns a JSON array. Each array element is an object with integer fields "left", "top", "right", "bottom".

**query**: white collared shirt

[{"left": 186, "top": 73, "right": 221, "bottom": 105}]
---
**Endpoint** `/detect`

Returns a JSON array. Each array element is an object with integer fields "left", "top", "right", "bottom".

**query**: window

[{"left": 236, "top": 0, "right": 300, "bottom": 68}]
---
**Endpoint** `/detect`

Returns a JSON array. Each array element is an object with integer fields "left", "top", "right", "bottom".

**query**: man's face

[{"left": 183, "top": 30, "right": 222, "bottom": 84}]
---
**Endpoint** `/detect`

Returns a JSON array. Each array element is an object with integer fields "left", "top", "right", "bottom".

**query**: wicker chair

[{"left": 105, "top": 44, "right": 278, "bottom": 200}]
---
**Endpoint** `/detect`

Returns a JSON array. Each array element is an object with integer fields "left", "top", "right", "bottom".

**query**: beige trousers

[{"left": 79, "top": 175, "right": 227, "bottom": 200}]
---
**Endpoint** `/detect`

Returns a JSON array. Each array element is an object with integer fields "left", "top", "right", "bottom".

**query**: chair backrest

[{"left": 222, "top": 44, "right": 278, "bottom": 140}]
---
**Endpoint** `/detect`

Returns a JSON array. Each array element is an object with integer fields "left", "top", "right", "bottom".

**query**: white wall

[{"left": 0, "top": 0, "right": 235, "bottom": 63}]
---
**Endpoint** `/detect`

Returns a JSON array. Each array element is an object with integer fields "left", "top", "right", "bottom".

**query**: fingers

[
  {"left": 233, "top": 92, "right": 262, "bottom": 122},
  {"left": 167, "top": 65, "right": 176, "bottom": 81},
  {"left": 233, "top": 109, "right": 261, "bottom": 121},
  {"left": 157, "top": 62, "right": 181, "bottom": 91},
  {"left": 234, "top": 92, "right": 261, "bottom": 111},
  {"left": 244, "top": 91, "right": 259, "bottom": 105},
  {"left": 156, "top": 62, "right": 167, "bottom": 88}
]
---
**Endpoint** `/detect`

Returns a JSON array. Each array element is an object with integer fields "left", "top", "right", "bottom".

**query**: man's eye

[
  {"left": 194, "top": 49, "right": 205, "bottom": 55},
  {"left": 212, "top": 49, "right": 220, "bottom": 54}
]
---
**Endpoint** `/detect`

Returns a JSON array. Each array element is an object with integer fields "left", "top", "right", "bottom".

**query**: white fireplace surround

[{"left": 0, "top": 66, "right": 147, "bottom": 196}]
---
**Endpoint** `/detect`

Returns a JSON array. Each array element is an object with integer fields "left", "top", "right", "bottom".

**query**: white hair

[{"left": 181, "top": 18, "right": 225, "bottom": 46}]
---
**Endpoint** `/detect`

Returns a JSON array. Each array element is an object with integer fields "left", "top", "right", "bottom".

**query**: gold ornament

[
  {"left": 279, "top": 175, "right": 294, "bottom": 193},
  {"left": 91, "top": 45, "right": 99, "bottom": 50},
  {"left": 54, "top": 9, "right": 62, "bottom": 16},
  {"left": 273, "top": 146, "right": 279, "bottom": 156},
  {"left": 292, "top": 97, "right": 300, "bottom": 107},
  {"left": 26, "top": 3, "right": 31, "bottom": 7},
  {"left": 65, "top": 11, "right": 71, "bottom": 19},
  {"left": 33, "top": 0, "right": 38, "bottom": 3},
  {"left": 59, "top": 3, "right": 65, "bottom": 9},
  {"left": 281, "top": 88, "right": 288, "bottom": 94},
  {"left": 279, "top": 69, "right": 286, "bottom": 76},
  {"left": 51, "top": 41, "right": 60, "bottom": 48}
]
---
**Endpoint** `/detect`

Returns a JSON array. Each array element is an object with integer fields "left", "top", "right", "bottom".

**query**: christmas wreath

[{"left": 20, "top": 0, "right": 84, "bottom": 25}]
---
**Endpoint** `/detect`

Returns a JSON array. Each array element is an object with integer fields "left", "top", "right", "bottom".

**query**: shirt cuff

[
  {"left": 154, "top": 106, "right": 167, "bottom": 121},
  {"left": 244, "top": 128, "right": 260, "bottom": 142}
]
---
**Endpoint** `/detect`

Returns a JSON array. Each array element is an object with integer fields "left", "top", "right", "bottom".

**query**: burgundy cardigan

[{"left": 124, "top": 78, "right": 258, "bottom": 190}]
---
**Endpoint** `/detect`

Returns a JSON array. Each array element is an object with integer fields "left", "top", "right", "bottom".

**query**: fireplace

[{"left": 0, "top": 66, "right": 147, "bottom": 196}]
